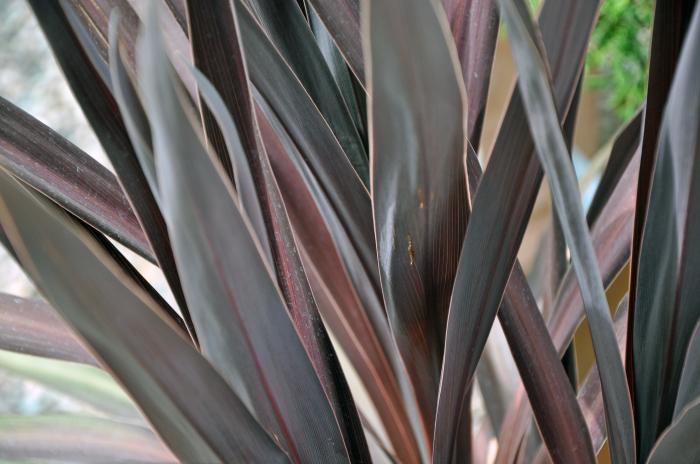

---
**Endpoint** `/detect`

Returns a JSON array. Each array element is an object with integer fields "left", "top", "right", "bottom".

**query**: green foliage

[{"left": 586, "top": 0, "right": 654, "bottom": 119}]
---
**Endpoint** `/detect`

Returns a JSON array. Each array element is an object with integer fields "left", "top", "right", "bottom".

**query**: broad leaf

[
  {"left": 633, "top": 4, "right": 700, "bottom": 457},
  {"left": 366, "top": 0, "right": 468, "bottom": 437},
  {"left": 0, "top": 169, "right": 287, "bottom": 463}
]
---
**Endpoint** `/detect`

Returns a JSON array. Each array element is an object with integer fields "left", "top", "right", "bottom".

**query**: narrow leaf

[
  {"left": 0, "top": 349, "right": 138, "bottom": 422},
  {"left": 243, "top": 0, "right": 368, "bottom": 184},
  {"left": 138, "top": 12, "right": 350, "bottom": 461},
  {"left": 442, "top": 0, "right": 499, "bottom": 147},
  {"left": 434, "top": 0, "right": 599, "bottom": 461},
  {"left": 0, "top": 97, "right": 150, "bottom": 260},
  {"left": 500, "top": 2, "right": 635, "bottom": 462}
]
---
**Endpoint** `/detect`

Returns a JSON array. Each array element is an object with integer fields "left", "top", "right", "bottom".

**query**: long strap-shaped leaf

[
  {"left": 434, "top": 0, "right": 599, "bottom": 460},
  {"left": 258, "top": 109, "right": 423, "bottom": 463},
  {"left": 0, "top": 169, "right": 288, "bottom": 463},
  {"left": 627, "top": 1, "right": 696, "bottom": 409},
  {"left": 633, "top": 4, "right": 700, "bottom": 457},
  {"left": 0, "top": 97, "right": 150, "bottom": 260},
  {"left": 29, "top": 0, "right": 196, "bottom": 341},
  {"left": 306, "top": 0, "right": 364, "bottom": 84},
  {"left": 237, "top": 0, "right": 369, "bottom": 184},
  {"left": 183, "top": 4, "right": 369, "bottom": 457},
  {"left": 0, "top": 415, "right": 174, "bottom": 463},
  {"left": 442, "top": 0, "right": 499, "bottom": 148},
  {"left": 365, "top": 0, "right": 469, "bottom": 438},
  {"left": 137, "top": 11, "right": 349, "bottom": 462},
  {"left": 0, "top": 293, "right": 97, "bottom": 366},
  {"left": 500, "top": 1, "right": 635, "bottom": 463},
  {"left": 532, "top": 297, "right": 630, "bottom": 464}
]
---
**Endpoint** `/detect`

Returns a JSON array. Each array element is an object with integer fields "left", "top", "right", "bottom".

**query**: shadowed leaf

[
  {"left": 306, "top": 0, "right": 364, "bottom": 83},
  {"left": 442, "top": 0, "right": 499, "bottom": 147}
]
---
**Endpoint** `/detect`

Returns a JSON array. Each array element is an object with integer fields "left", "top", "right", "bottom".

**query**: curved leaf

[
  {"left": 31, "top": 2, "right": 198, "bottom": 341},
  {"left": 647, "top": 398, "right": 700, "bottom": 464},
  {"left": 674, "top": 321, "right": 700, "bottom": 417}
]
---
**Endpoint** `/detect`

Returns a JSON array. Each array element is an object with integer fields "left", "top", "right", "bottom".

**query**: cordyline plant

[{"left": 0, "top": 0, "right": 699, "bottom": 462}]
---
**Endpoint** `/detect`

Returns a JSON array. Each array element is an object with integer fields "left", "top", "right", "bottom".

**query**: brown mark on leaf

[
  {"left": 407, "top": 235, "right": 415, "bottom": 266},
  {"left": 417, "top": 188, "right": 425, "bottom": 209}
]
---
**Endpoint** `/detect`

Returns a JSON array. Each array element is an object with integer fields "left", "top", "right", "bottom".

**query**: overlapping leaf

[
  {"left": 500, "top": 2, "right": 635, "bottom": 462},
  {"left": 632, "top": 4, "right": 700, "bottom": 458},
  {"left": 137, "top": 11, "right": 350, "bottom": 461},
  {"left": 434, "top": 0, "right": 599, "bottom": 461},
  {"left": 0, "top": 169, "right": 287, "bottom": 463}
]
